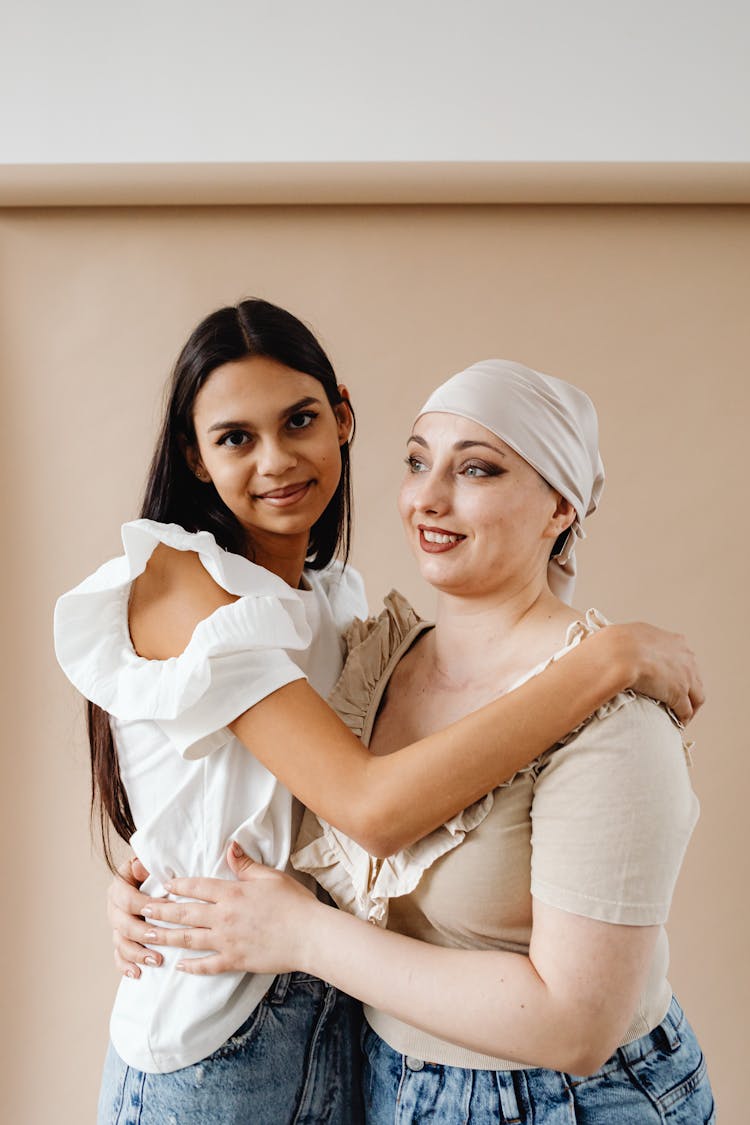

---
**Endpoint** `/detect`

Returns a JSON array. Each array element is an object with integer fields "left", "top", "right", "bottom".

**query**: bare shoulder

[{"left": 130, "top": 542, "right": 237, "bottom": 659}]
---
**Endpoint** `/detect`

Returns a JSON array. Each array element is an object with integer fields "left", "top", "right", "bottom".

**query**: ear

[
  {"left": 334, "top": 386, "right": 354, "bottom": 446},
  {"left": 180, "top": 435, "right": 211, "bottom": 484},
  {"left": 543, "top": 494, "right": 576, "bottom": 542}
]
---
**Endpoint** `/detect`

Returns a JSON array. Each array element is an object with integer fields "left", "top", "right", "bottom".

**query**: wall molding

[{"left": 1, "top": 162, "right": 749, "bottom": 207}]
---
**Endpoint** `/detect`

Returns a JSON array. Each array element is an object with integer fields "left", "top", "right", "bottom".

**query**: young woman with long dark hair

[{"left": 56, "top": 305, "right": 703, "bottom": 1124}]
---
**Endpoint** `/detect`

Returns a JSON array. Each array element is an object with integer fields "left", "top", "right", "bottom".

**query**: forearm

[
  {"left": 232, "top": 628, "right": 631, "bottom": 855},
  {"left": 365, "top": 627, "right": 630, "bottom": 851},
  {"left": 297, "top": 903, "right": 608, "bottom": 1073},
  {"left": 146, "top": 867, "right": 655, "bottom": 1073}
]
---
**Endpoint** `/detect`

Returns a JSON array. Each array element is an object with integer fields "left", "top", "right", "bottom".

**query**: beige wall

[{"left": 1, "top": 204, "right": 747, "bottom": 1122}]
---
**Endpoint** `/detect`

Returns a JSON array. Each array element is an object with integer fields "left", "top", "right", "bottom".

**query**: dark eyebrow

[
  {"left": 407, "top": 434, "right": 507, "bottom": 457},
  {"left": 207, "top": 396, "right": 323, "bottom": 434}
]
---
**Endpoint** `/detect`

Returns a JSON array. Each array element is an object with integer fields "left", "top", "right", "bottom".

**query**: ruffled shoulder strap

[
  {"left": 327, "top": 590, "right": 427, "bottom": 740},
  {"left": 548, "top": 608, "right": 691, "bottom": 758},
  {"left": 54, "top": 520, "right": 309, "bottom": 724}
]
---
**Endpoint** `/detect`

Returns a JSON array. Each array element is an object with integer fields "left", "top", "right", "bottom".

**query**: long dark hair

[{"left": 90, "top": 298, "right": 355, "bottom": 868}]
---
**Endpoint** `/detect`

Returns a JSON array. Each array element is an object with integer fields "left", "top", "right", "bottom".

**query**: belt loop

[
  {"left": 268, "top": 972, "right": 292, "bottom": 1005},
  {"left": 495, "top": 1070, "right": 521, "bottom": 1123},
  {"left": 660, "top": 1001, "right": 682, "bottom": 1052}
]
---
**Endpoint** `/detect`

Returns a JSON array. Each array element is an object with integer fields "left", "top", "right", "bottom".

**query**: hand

[
  {"left": 138, "top": 843, "right": 321, "bottom": 976},
  {"left": 108, "top": 856, "right": 163, "bottom": 979},
  {"left": 610, "top": 622, "right": 705, "bottom": 724}
]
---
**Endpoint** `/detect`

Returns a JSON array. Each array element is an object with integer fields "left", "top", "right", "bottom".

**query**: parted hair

[{"left": 90, "top": 299, "right": 354, "bottom": 868}]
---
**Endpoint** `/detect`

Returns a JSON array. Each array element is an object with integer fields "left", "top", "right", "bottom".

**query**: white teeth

[{"left": 422, "top": 530, "right": 462, "bottom": 544}]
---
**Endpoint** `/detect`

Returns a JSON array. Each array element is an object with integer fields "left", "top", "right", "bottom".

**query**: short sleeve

[
  {"left": 54, "top": 519, "right": 312, "bottom": 761},
  {"left": 530, "top": 695, "right": 699, "bottom": 926},
  {"left": 152, "top": 597, "right": 309, "bottom": 760}
]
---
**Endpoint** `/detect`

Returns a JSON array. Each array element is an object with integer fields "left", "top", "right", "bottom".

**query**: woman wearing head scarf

[{"left": 112, "top": 360, "right": 714, "bottom": 1123}]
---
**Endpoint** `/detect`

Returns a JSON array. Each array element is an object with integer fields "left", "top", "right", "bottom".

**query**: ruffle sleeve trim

[
  {"left": 53, "top": 519, "right": 310, "bottom": 725},
  {"left": 292, "top": 603, "right": 685, "bottom": 925}
]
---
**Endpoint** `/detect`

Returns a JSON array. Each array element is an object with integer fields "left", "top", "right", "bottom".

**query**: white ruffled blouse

[{"left": 54, "top": 519, "right": 367, "bottom": 1074}]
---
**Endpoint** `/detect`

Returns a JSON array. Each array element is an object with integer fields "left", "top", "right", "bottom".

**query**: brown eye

[
  {"left": 287, "top": 411, "right": 317, "bottom": 431},
  {"left": 218, "top": 431, "right": 251, "bottom": 448}
]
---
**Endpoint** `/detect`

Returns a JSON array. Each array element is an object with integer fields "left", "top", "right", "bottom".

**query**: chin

[{"left": 415, "top": 556, "right": 467, "bottom": 590}]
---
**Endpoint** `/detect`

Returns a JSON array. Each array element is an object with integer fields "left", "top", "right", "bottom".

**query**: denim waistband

[
  {"left": 266, "top": 971, "right": 326, "bottom": 1005},
  {"left": 617, "top": 995, "right": 683, "bottom": 1064}
]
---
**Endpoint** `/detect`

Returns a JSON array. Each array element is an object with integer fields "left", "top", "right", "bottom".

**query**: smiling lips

[
  {"left": 418, "top": 525, "right": 467, "bottom": 553},
  {"left": 255, "top": 480, "right": 313, "bottom": 507}
]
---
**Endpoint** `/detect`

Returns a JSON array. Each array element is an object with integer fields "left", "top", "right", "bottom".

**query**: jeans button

[{"left": 405, "top": 1056, "right": 425, "bottom": 1071}]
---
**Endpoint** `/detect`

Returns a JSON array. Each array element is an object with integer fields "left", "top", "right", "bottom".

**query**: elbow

[
  {"left": 552, "top": 1022, "right": 622, "bottom": 1076},
  {"left": 336, "top": 781, "right": 414, "bottom": 857},
  {"left": 561, "top": 1042, "right": 613, "bottom": 1077},
  {"left": 527, "top": 999, "right": 624, "bottom": 1076},
  {"left": 344, "top": 816, "right": 401, "bottom": 859}
]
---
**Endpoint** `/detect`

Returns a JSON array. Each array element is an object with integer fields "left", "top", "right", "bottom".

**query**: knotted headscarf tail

[{"left": 416, "top": 359, "right": 605, "bottom": 604}]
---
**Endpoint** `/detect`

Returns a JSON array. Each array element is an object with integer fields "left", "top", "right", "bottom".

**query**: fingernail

[
  {"left": 163, "top": 881, "right": 173, "bottom": 892},
  {"left": 143, "top": 930, "right": 158, "bottom": 941},
  {"left": 144, "top": 956, "right": 159, "bottom": 967},
  {"left": 143, "top": 907, "right": 153, "bottom": 917},
  {"left": 231, "top": 842, "right": 244, "bottom": 857},
  {"left": 125, "top": 969, "right": 136, "bottom": 979},
  {"left": 176, "top": 961, "right": 186, "bottom": 972}
]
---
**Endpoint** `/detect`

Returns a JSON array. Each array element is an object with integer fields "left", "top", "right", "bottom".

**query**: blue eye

[
  {"left": 404, "top": 455, "right": 428, "bottom": 473},
  {"left": 462, "top": 461, "right": 500, "bottom": 478}
]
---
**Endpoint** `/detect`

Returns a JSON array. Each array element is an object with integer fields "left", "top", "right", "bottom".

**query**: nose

[
  {"left": 412, "top": 470, "right": 452, "bottom": 516},
  {"left": 255, "top": 436, "right": 297, "bottom": 477}
]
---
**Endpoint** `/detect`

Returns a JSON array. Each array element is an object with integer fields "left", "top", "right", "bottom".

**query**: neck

[
  {"left": 429, "top": 573, "right": 570, "bottom": 689},
  {"left": 245, "top": 530, "right": 309, "bottom": 589}
]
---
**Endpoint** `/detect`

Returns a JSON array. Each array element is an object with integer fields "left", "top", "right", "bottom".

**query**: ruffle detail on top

[
  {"left": 326, "top": 589, "right": 423, "bottom": 740},
  {"left": 293, "top": 590, "right": 501, "bottom": 924},
  {"left": 54, "top": 520, "right": 310, "bottom": 756},
  {"left": 292, "top": 602, "right": 684, "bottom": 925}
]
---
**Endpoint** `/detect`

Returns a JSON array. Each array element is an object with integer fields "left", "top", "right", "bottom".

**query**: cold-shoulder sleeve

[{"left": 53, "top": 520, "right": 311, "bottom": 760}]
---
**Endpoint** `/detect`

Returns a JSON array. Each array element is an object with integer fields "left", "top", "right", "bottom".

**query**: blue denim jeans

[
  {"left": 362, "top": 996, "right": 715, "bottom": 1124},
  {"left": 98, "top": 972, "right": 364, "bottom": 1124}
]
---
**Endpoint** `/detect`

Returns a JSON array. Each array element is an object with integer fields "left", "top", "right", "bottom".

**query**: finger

[
  {"left": 689, "top": 677, "right": 706, "bottom": 716},
  {"left": 109, "top": 897, "right": 161, "bottom": 939},
  {"left": 162, "top": 877, "right": 223, "bottom": 903},
  {"left": 115, "top": 935, "right": 163, "bottom": 967},
  {"left": 227, "top": 841, "right": 255, "bottom": 877},
  {"left": 176, "top": 954, "right": 227, "bottom": 976},
  {"left": 131, "top": 857, "right": 151, "bottom": 885},
  {"left": 117, "top": 856, "right": 136, "bottom": 884},
  {"left": 114, "top": 950, "right": 141, "bottom": 979},
  {"left": 109, "top": 880, "right": 154, "bottom": 916},
  {"left": 143, "top": 927, "right": 216, "bottom": 952},
  {"left": 671, "top": 692, "right": 692, "bottom": 726},
  {"left": 142, "top": 900, "right": 215, "bottom": 928}
]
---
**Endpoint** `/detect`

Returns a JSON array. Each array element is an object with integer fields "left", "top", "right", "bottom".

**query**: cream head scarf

[{"left": 415, "top": 359, "right": 605, "bottom": 604}]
